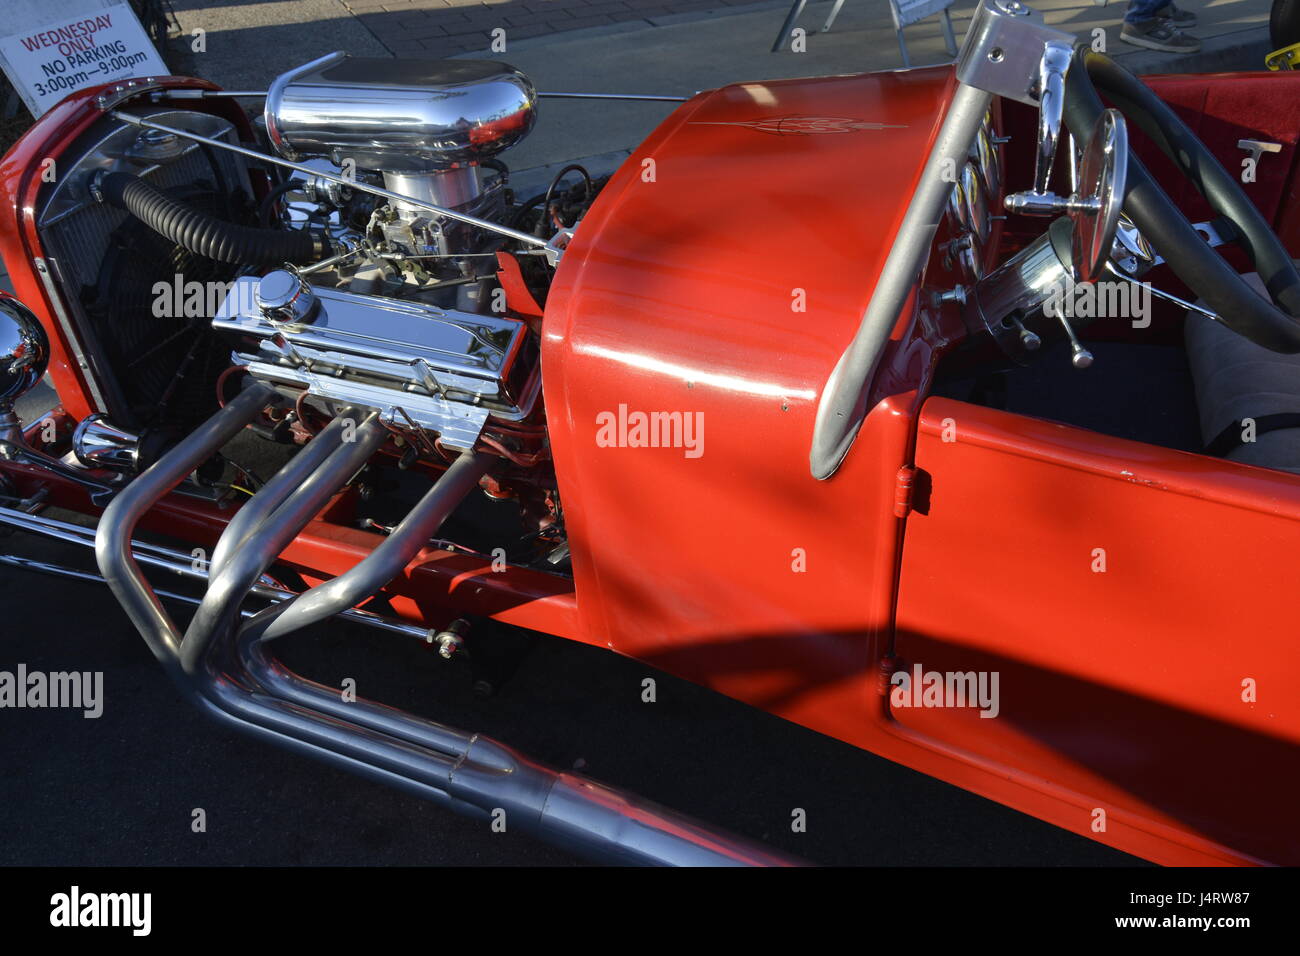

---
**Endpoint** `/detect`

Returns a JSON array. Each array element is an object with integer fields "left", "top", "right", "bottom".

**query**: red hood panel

[
  {"left": 547, "top": 66, "right": 957, "bottom": 366},
  {"left": 539, "top": 67, "right": 956, "bottom": 731}
]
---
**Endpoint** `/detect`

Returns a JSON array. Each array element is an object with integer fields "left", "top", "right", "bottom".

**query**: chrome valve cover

[{"left": 212, "top": 275, "right": 535, "bottom": 449}]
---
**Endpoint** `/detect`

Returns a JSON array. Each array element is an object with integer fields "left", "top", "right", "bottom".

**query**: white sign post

[{"left": 0, "top": 1, "right": 167, "bottom": 118}]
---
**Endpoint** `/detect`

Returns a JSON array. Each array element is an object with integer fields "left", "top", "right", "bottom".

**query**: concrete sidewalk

[
  {"left": 166, "top": 0, "right": 1273, "bottom": 83},
  {"left": 161, "top": 0, "right": 1274, "bottom": 171}
]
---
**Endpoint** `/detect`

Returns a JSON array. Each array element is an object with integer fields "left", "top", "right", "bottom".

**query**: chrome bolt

[{"left": 432, "top": 618, "right": 470, "bottom": 660}]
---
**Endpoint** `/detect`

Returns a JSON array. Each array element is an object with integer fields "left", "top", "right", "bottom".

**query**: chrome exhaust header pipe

[
  {"left": 208, "top": 407, "right": 367, "bottom": 579},
  {"left": 96, "top": 383, "right": 280, "bottom": 666},
  {"left": 179, "top": 410, "right": 390, "bottom": 675},
  {"left": 242, "top": 449, "right": 493, "bottom": 645},
  {"left": 90, "top": 388, "right": 798, "bottom": 866}
]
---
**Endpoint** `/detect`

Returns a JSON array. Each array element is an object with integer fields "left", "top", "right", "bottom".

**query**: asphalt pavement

[{"left": 163, "top": 0, "right": 1276, "bottom": 171}]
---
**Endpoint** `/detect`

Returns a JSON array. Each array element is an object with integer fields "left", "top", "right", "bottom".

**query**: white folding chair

[
  {"left": 886, "top": 0, "right": 960, "bottom": 67},
  {"left": 771, "top": 0, "right": 960, "bottom": 65}
]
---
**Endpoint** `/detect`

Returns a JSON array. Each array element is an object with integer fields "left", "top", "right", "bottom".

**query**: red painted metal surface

[
  {"left": 895, "top": 399, "right": 1300, "bottom": 866},
  {"left": 542, "top": 68, "right": 958, "bottom": 739}
]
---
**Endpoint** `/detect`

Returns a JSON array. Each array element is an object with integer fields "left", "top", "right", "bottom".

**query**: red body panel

[
  {"left": 542, "top": 68, "right": 957, "bottom": 737},
  {"left": 896, "top": 399, "right": 1300, "bottom": 866},
  {"left": 540, "top": 68, "right": 1300, "bottom": 865}
]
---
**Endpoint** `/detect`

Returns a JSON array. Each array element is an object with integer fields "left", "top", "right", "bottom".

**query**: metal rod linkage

[
  {"left": 537, "top": 92, "right": 689, "bottom": 102},
  {"left": 1105, "top": 262, "right": 1220, "bottom": 321},
  {"left": 155, "top": 89, "right": 690, "bottom": 102},
  {"left": 0, "top": 553, "right": 274, "bottom": 625}
]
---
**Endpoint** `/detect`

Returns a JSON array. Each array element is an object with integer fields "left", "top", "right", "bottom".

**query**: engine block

[{"left": 212, "top": 272, "right": 536, "bottom": 449}]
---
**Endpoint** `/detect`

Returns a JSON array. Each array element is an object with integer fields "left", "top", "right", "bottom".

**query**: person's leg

[
  {"left": 1125, "top": 0, "right": 1170, "bottom": 23},
  {"left": 1128, "top": 0, "right": 1198, "bottom": 26},
  {"left": 1121, "top": 0, "right": 1201, "bottom": 51}
]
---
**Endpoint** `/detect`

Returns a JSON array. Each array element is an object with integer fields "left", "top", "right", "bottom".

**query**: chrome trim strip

[{"left": 33, "top": 258, "right": 110, "bottom": 413}]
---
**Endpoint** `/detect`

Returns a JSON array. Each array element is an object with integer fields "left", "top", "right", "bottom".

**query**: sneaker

[
  {"left": 1120, "top": 18, "right": 1202, "bottom": 53},
  {"left": 1162, "top": 2, "right": 1197, "bottom": 27}
]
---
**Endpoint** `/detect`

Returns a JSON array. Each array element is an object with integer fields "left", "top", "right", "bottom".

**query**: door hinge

[{"left": 893, "top": 466, "right": 916, "bottom": 518}]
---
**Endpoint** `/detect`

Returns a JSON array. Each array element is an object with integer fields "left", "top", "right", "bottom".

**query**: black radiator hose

[{"left": 95, "top": 171, "right": 321, "bottom": 266}]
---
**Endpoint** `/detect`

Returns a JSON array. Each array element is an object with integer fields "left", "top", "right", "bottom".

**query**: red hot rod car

[{"left": 1, "top": 0, "right": 1298, "bottom": 865}]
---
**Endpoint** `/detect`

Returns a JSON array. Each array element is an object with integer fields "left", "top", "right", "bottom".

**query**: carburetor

[{"left": 263, "top": 53, "right": 535, "bottom": 267}]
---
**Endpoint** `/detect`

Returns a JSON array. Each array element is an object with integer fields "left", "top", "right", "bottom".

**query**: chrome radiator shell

[{"left": 34, "top": 110, "right": 248, "bottom": 421}]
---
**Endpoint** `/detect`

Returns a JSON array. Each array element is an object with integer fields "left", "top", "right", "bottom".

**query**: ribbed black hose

[{"left": 96, "top": 171, "right": 319, "bottom": 266}]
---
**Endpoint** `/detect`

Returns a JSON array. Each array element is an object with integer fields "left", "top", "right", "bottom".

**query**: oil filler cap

[{"left": 255, "top": 269, "right": 320, "bottom": 327}]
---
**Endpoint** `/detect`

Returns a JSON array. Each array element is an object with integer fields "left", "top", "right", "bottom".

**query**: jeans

[{"left": 1126, "top": 0, "right": 1172, "bottom": 24}]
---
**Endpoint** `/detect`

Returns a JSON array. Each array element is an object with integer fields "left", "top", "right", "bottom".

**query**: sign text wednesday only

[{"left": 0, "top": 2, "right": 166, "bottom": 117}]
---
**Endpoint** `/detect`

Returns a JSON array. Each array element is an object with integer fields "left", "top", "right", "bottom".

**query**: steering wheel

[{"left": 1063, "top": 47, "right": 1300, "bottom": 353}]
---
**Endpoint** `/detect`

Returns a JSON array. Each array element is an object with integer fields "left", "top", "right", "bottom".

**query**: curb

[
  {"left": 467, "top": 3, "right": 1270, "bottom": 81},
  {"left": 1116, "top": 28, "right": 1271, "bottom": 75}
]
